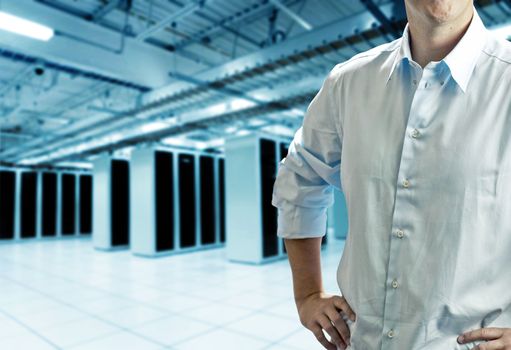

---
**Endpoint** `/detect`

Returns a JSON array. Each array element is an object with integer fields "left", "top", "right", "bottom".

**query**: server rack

[
  {"left": 155, "top": 151, "right": 174, "bottom": 252},
  {"left": 278, "top": 142, "right": 289, "bottom": 254},
  {"left": 61, "top": 173, "right": 76, "bottom": 236},
  {"left": 199, "top": 155, "right": 215, "bottom": 245},
  {"left": 260, "top": 139, "right": 279, "bottom": 258},
  {"left": 225, "top": 133, "right": 294, "bottom": 264},
  {"left": 0, "top": 170, "right": 16, "bottom": 240},
  {"left": 42, "top": 172, "right": 58, "bottom": 237},
  {"left": 79, "top": 174, "right": 93, "bottom": 235},
  {"left": 179, "top": 153, "right": 196, "bottom": 249},
  {"left": 130, "top": 147, "right": 225, "bottom": 257},
  {"left": 217, "top": 158, "right": 226, "bottom": 244},
  {"left": 93, "top": 156, "right": 129, "bottom": 250},
  {"left": 111, "top": 160, "right": 129, "bottom": 246},
  {"left": 20, "top": 172, "right": 38, "bottom": 238}
]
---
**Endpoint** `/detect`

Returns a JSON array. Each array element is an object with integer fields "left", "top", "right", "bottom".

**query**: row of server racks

[
  {"left": 0, "top": 169, "right": 92, "bottom": 241},
  {"left": 0, "top": 134, "right": 338, "bottom": 265},
  {"left": 92, "top": 146, "right": 226, "bottom": 257}
]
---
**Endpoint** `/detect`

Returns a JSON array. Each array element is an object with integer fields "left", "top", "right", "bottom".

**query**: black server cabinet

[
  {"left": 218, "top": 158, "right": 226, "bottom": 243},
  {"left": 260, "top": 139, "right": 279, "bottom": 258},
  {"left": 279, "top": 142, "right": 289, "bottom": 254},
  {"left": 42, "top": 172, "right": 57, "bottom": 237},
  {"left": 111, "top": 160, "right": 129, "bottom": 246},
  {"left": 79, "top": 175, "right": 93, "bottom": 234},
  {"left": 61, "top": 174, "right": 76, "bottom": 235},
  {"left": 20, "top": 172, "right": 37, "bottom": 238},
  {"left": 178, "top": 154, "right": 196, "bottom": 248},
  {"left": 0, "top": 171, "right": 16, "bottom": 239},
  {"left": 200, "top": 156, "right": 215, "bottom": 245},
  {"left": 279, "top": 143, "right": 289, "bottom": 160},
  {"left": 155, "top": 151, "right": 174, "bottom": 252}
]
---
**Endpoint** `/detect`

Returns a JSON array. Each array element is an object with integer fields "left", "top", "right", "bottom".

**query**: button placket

[{"left": 381, "top": 64, "right": 435, "bottom": 349}]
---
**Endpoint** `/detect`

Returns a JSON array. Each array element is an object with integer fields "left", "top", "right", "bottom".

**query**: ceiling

[{"left": 0, "top": 0, "right": 509, "bottom": 168}]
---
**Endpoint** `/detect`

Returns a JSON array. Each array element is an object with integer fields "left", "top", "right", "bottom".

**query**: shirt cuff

[{"left": 276, "top": 202, "right": 328, "bottom": 239}]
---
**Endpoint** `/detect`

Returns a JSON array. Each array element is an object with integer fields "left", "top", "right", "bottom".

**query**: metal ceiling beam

[
  {"left": 91, "top": 0, "right": 124, "bottom": 22},
  {"left": 8, "top": 74, "right": 325, "bottom": 164},
  {"left": 32, "top": 92, "right": 316, "bottom": 166},
  {"left": 0, "top": 0, "right": 189, "bottom": 88},
  {"left": 269, "top": 0, "right": 313, "bottom": 31},
  {"left": 168, "top": 71, "right": 264, "bottom": 105},
  {"left": 35, "top": 0, "right": 214, "bottom": 67},
  {"left": 0, "top": 132, "right": 34, "bottom": 140},
  {"left": 0, "top": 47, "right": 149, "bottom": 91},
  {"left": 167, "top": 0, "right": 263, "bottom": 50},
  {"left": 360, "top": 0, "right": 402, "bottom": 39},
  {"left": 136, "top": 1, "right": 205, "bottom": 41},
  {"left": 144, "top": 2, "right": 402, "bottom": 104}
]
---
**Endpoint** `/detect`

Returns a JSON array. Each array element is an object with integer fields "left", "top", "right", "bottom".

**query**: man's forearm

[{"left": 284, "top": 237, "right": 324, "bottom": 303}]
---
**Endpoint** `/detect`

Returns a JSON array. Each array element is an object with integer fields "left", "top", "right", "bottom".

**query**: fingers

[
  {"left": 318, "top": 314, "right": 346, "bottom": 349},
  {"left": 470, "top": 339, "right": 506, "bottom": 350},
  {"left": 325, "top": 307, "right": 351, "bottom": 347},
  {"left": 459, "top": 328, "right": 505, "bottom": 344},
  {"left": 310, "top": 322, "right": 338, "bottom": 350},
  {"left": 333, "top": 295, "right": 356, "bottom": 322},
  {"left": 301, "top": 294, "right": 356, "bottom": 350}
]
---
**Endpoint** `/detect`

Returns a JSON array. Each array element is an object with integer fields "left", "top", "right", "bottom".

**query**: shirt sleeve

[{"left": 271, "top": 64, "right": 344, "bottom": 239}]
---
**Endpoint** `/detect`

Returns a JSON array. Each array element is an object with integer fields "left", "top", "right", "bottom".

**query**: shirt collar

[{"left": 386, "top": 7, "right": 488, "bottom": 93}]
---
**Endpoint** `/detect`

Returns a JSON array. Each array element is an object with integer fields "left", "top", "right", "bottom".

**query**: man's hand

[
  {"left": 296, "top": 291, "right": 356, "bottom": 350},
  {"left": 457, "top": 328, "right": 511, "bottom": 349}
]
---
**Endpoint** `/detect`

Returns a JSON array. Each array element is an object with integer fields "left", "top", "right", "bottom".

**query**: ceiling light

[
  {"left": 105, "top": 133, "right": 122, "bottom": 142},
  {"left": 0, "top": 12, "right": 54, "bottom": 41},
  {"left": 141, "top": 121, "right": 169, "bottom": 133},
  {"left": 161, "top": 136, "right": 186, "bottom": 147},
  {"left": 224, "top": 126, "right": 238, "bottom": 133},
  {"left": 236, "top": 129, "right": 250, "bottom": 136},
  {"left": 55, "top": 161, "right": 93, "bottom": 169},
  {"left": 289, "top": 108, "right": 304, "bottom": 117},
  {"left": 230, "top": 98, "right": 256, "bottom": 110}
]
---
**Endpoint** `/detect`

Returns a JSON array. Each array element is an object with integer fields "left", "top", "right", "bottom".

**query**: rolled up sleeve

[{"left": 271, "top": 64, "right": 344, "bottom": 239}]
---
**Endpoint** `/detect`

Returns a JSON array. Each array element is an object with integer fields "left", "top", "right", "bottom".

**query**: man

[{"left": 271, "top": 0, "right": 511, "bottom": 349}]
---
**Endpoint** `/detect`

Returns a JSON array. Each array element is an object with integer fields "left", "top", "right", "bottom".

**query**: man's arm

[
  {"left": 271, "top": 64, "right": 355, "bottom": 350},
  {"left": 285, "top": 237, "right": 356, "bottom": 350}
]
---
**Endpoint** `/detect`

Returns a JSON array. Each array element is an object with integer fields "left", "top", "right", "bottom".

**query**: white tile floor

[{"left": 0, "top": 237, "right": 346, "bottom": 350}]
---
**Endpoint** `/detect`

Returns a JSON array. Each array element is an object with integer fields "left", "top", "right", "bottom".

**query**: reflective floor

[{"left": 0, "top": 237, "right": 345, "bottom": 350}]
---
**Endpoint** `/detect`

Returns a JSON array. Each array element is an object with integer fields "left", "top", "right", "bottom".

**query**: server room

[{"left": 1, "top": 1, "right": 511, "bottom": 350}]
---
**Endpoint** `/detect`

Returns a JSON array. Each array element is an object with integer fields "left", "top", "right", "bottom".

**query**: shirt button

[
  {"left": 424, "top": 82, "right": 429, "bottom": 88},
  {"left": 402, "top": 179, "right": 410, "bottom": 188},
  {"left": 396, "top": 229, "right": 404, "bottom": 238},
  {"left": 387, "top": 329, "right": 395, "bottom": 338},
  {"left": 411, "top": 129, "right": 420, "bottom": 138},
  {"left": 412, "top": 79, "right": 417, "bottom": 85},
  {"left": 391, "top": 279, "right": 399, "bottom": 289}
]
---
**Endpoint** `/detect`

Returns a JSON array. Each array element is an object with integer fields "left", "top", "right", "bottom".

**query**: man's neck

[{"left": 407, "top": 7, "right": 474, "bottom": 68}]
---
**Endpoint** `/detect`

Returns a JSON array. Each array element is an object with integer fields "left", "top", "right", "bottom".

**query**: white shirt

[{"left": 272, "top": 8, "right": 511, "bottom": 350}]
